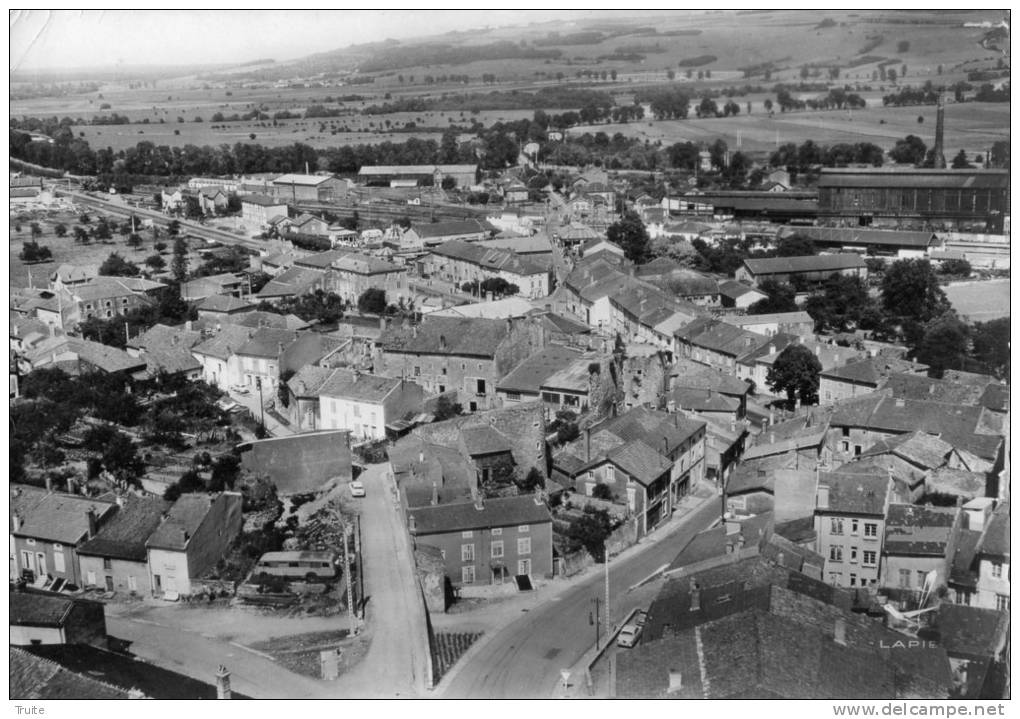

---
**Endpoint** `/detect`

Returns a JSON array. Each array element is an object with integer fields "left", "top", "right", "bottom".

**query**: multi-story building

[
  {"left": 407, "top": 494, "right": 553, "bottom": 587},
  {"left": 272, "top": 174, "right": 348, "bottom": 203},
  {"left": 949, "top": 500, "right": 1009, "bottom": 611},
  {"left": 77, "top": 496, "right": 170, "bottom": 595},
  {"left": 814, "top": 471, "right": 892, "bottom": 588},
  {"left": 819, "top": 356, "right": 929, "bottom": 405},
  {"left": 735, "top": 254, "right": 868, "bottom": 288},
  {"left": 424, "top": 240, "right": 550, "bottom": 299},
  {"left": 674, "top": 317, "right": 772, "bottom": 373},
  {"left": 72, "top": 276, "right": 167, "bottom": 323},
  {"left": 241, "top": 194, "right": 288, "bottom": 229},
  {"left": 376, "top": 316, "right": 545, "bottom": 413},
  {"left": 879, "top": 504, "right": 962, "bottom": 603},
  {"left": 317, "top": 369, "right": 424, "bottom": 441}
]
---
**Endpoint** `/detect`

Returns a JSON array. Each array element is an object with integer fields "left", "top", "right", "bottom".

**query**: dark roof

[
  {"left": 859, "top": 430, "right": 953, "bottom": 470},
  {"left": 675, "top": 317, "right": 771, "bottom": 359},
  {"left": 191, "top": 324, "right": 254, "bottom": 361},
  {"left": 978, "top": 382, "right": 1009, "bottom": 412},
  {"left": 883, "top": 504, "right": 958, "bottom": 556},
  {"left": 460, "top": 425, "right": 513, "bottom": 456},
  {"left": 319, "top": 369, "right": 401, "bottom": 403},
  {"left": 380, "top": 316, "right": 509, "bottom": 358},
  {"left": 24, "top": 644, "right": 247, "bottom": 699},
  {"left": 10, "top": 647, "right": 130, "bottom": 700},
  {"left": 936, "top": 604, "right": 1009, "bottom": 660},
  {"left": 13, "top": 493, "right": 117, "bottom": 545},
  {"left": 671, "top": 387, "right": 740, "bottom": 413},
  {"left": 408, "top": 495, "right": 552, "bottom": 535},
  {"left": 239, "top": 431, "right": 352, "bottom": 494},
  {"left": 671, "top": 358, "right": 753, "bottom": 396},
  {"left": 196, "top": 294, "right": 252, "bottom": 313},
  {"left": 413, "top": 220, "right": 488, "bottom": 239},
  {"left": 146, "top": 494, "right": 218, "bottom": 551},
  {"left": 818, "top": 168, "right": 1010, "bottom": 190},
  {"left": 788, "top": 226, "right": 936, "bottom": 249},
  {"left": 743, "top": 254, "right": 866, "bottom": 276},
  {"left": 430, "top": 240, "right": 547, "bottom": 276},
  {"left": 10, "top": 589, "right": 94, "bottom": 627},
  {"left": 242, "top": 193, "right": 287, "bottom": 207},
  {"left": 949, "top": 528, "right": 982, "bottom": 588},
  {"left": 820, "top": 471, "right": 890, "bottom": 516},
  {"left": 607, "top": 441, "right": 673, "bottom": 484},
  {"left": 977, "top": 501, "right": 1009, "bottom": 559},
  {"left": 718, "top": 279, "right": 765, "bottom": 300},
  {"left": 598, "top": 406, "right": 705, "bottom": 456},
  {"left": 882, "top": 372, "right": 986, "bottom": 405},
  {"left": 77, "top": 496, "right": 171, "bottom": 562},
  {"left": 496, "top": 346, "right": 582, "bottom": 394},
  {"left": 668, "top": 513, "right": 773, "bottom": 571}
]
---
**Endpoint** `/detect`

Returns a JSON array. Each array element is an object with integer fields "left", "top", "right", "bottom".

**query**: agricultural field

[
  {"left": 944, "top": 279, "right": 1011, "bottom": 322},
  {"left": 569, "top": 101, "right": 1009, "bottom": 160}
]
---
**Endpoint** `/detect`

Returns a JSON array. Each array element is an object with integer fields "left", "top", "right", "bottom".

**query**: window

[
  {"left": 851, "top": 520, "right": 859, "bottom": 535},
  {"left": 462, "top": 566, "right": 475, "bottom": 584},
  {"left": 849, "top": 574, "right": 857, "bottom": 587},
  {"left": 991, "top": 562, "right": 1003, "bottom": 578},
  {"left": 54, "top": 553, "right": 65, "bottom": 573},
  {"left": 442, "top": 368, "right": 447, "bottom": 375},
  {"left": 461, "top": 530, "right": 473, "bottom": 539},
  {"left": 842, "top": 427, "right": 850, "bottom": 437},
  {"left": 103, "top": 558, "right": 113, "bottom": 571},
  {"left": 841, "top": 440, "right": 850, "bottom": 453},
  {"left": 828, "top": 573, "right": 841, "bottom": 585},
  {"left": 864, "top": 523, "right": 878, "bottom": 538},
  {"left": 491, "top": 541, "right": 504, "bottom": 559},
  {"left": 461, "top": 544, "right": 475, "bottom": 562},
  {"left": 606, "top": 466, "right": 615, "bottom": 482},
  {"left": 587, "top": 470, "right": 594, "bottom": 480},
  {"left": 916, "top": 571, "right": 927, "bottom": 588},
  {"left": 491, "top": 528, "right": 502, "bottom": 536},
  {"left": 995, "top": 594, "right": 1010, "bottom": 611},
  {"left": 414, "top": 366, "right": 421, "bottom": 377},
  {"left": 850, "top": 547, "right": 858, "bottom": 563},
  {"left": 854, "top": 445, "right": 862, "bottom": 457},
  {"left": 517, "top": 537, "right": 531, "bottom": 555},
  {"left": 862, "top": 551, "right": 876, "bottom": 566},
  {"left": 505, "top": 392, "right": 520, "bottom": 401},
  {"left": 518, "top": 525, "right": 529, "bottom": 533},
  {"left": 829, "top": 546, "right": 843, "bottom": 562},
  {"left": 476, "top": 379, "right": 487, "bottom": 396},
  {"left": 898, "top": 569, "right": 911, "bottom": 588},
  {"left": 830, "top": 518, "right": 844, "bottom": 535},
  {"left": 517, "top": 558, "right": 531, "bottom": 576}
]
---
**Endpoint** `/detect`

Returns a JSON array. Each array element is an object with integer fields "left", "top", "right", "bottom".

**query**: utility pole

[
  {"left": 125, "top": 321, "right": 130, "bottom": 345},
  {"left": 590, "top": 596, "right": 601, "bottom": 649},
  {"left": 342, "top": 520, "right": 357, "bottom": 636},
  {"left": 604, "top": 541, "right": 610, "bottom": 643},
  {"left": 256, "top": 377, "right": 265, "bottom": 428},
  {"left": 354, "top": 513, "right": 364, "bottom": 619}
]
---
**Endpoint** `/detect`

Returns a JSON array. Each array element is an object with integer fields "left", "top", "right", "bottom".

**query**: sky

[{"left": 9, "top": 9, "right": 668, "bottom": 72}]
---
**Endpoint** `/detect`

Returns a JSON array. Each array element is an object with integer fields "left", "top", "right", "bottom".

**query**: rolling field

[{"left": 569, "top": 101, "right": 1009, "bottom": 158}]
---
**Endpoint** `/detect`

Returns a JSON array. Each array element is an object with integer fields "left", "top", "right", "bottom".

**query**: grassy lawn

[{"left": 944, "top": 279, "right": 1010, "bottom": 322}]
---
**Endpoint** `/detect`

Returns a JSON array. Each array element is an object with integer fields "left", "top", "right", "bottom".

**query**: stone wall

[{"left": 415, "top": 545, "right": 447, "bottom": 614}]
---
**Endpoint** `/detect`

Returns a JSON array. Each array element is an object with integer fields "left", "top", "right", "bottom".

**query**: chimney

[
  {"left": 408, "top": 514, "right": 417, "bottom": 533},
  {"left": 216, "top": 666, "right": 232, "bottom": 699},
  {"left": 431, "top": 482, "right": 439, "bottom": 506},
  {"left": 689, "top": 580, "right": 700, "bottom": 611},
  {"left": 834, "top": 618, "right": 847, "bottom": 646},
  {"left": 584, "top": 428, "right": 592, "bottom": 462},
  {"left": 932, "top": 93, "right": 947, "bottom": 169},
  {"left": 44, "top": 476, "right": 53, "bottom": 493},
  {"left": 817, "top": 485, "right": 830, "bottom": 510},
  {"left": 12, "top": 514, "right": 21, "bottom": 532},
  {"left": 86, "top": 508, "right": 98, "bottom": 538}
]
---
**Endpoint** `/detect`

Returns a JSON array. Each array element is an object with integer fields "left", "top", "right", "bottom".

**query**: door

[
  {"left": 105, "top": 576, "right": 114, "bottom": 592},
  {"left": 153, "top": 574, "right": 162, "bottom": 593},
  {"left": 20, "top": 551, "right": 33, "bottom": 574},
  {"left": 35, "top": 553, "right": 46, "bottom": 577},
  {"left": 128, "top": 575, "right": 137, "bottom": 593},
  {"left": 517, "top": 559, "right": 531, "bottom": 576}
]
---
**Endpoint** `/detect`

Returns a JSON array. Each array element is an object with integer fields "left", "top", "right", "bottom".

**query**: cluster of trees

[
  {"left": 359, "top": 40, "right": 562, "bottom": 74},
  {"left": 769, "top": 139, "right": 885, "bottom": 171},
  {"left": 460, "top": 277, "right": 520, "bottom": 298},
  {"left": 78, "top": 280, "right": 196, "bottom": 349},
  {"left": 254, "top": 289, "right": 345, "bottom": 325},
  {"left": 19, "top": 240, "right": 52, "bottom": 263},
  {"left": 633, "top": 86, "right": 690, "bottom": 120}
]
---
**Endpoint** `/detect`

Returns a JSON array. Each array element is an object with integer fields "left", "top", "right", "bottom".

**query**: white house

[{"left": 318, "top": 369, "right": 424, "bottom": 440}]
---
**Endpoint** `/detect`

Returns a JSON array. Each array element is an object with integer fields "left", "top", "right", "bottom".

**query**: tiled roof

[
  {"left": 255, "top": 266, "right": 323, "bottom": 299},
  {"left": 77, "top": 496, "right": 171, "bottom": 562},
  {"left": 197, "top": 294, "right": 252, "bottom": 313},
  {"left": 49, "top": 263, "right": 99, "bottom": 284},
  {"left": 128, "top": 323, "right": 205, "bottom": 375},
  {"left": 820, "top": 471, "right": 891, "bottom": 516},
  {"left": 859, "top": 430, "right": 953, "bottom": 469},
  {"left": 14, "top": 493, "right": 117, "bottom": 544},
  {"left": 412, "top": 220, "right": 488, "bottom": 239},
  {"left": 883, "top": 504, "right": 958, "bottom": 556},
  {"left": 318, "top": 368, "right": 401, "bottom": 403},
  {"left": 430, "top": 297, "right": 535, "bottom": 320},
  {"left": 598, "top": 406, "right": 705, "bottom": 455},
  {"left": 925, "top": 468, "right": 986, "bottom": 498},
  {"left": 332, "top": 252, "right": 404, "bottom": 275},
  {"left": 477, "top": 235, "right": 553, "bottom": 255},
  {"left": 976, "top": 501, "right": 1009, "bottom": 558},
  {"left": 497, "top": 346, "right": 582, "bottom": 394},
  {"left": 671, "top": 387, "right": 739, "bottom": 413},
  {"left": 10, "top": 647, "right": 131, "bottom": 700},
  {"left": 460, "top": 426, "right": 513, "bottom": 456},
  {"left": 191, "top": 324, "right": 254, "bottom": 361},
  {"left": 430, "top": 240, "right": 547, "bottom": 276},
  {"left": 728, "top": 311, "right": 813, "bottom": 327},
  {"left": 672, "top": 358, "right": 753, "bottom": 396},
  {"left": 242, "top": 193, "right": 287, "bottom": 207},
  {"left": 408, "top": 495, "right": 552, "bottom": 535},
  {"left": 10, "top": 590, "right": 85, "bottom": 626},
  {"left": 287, "top": 365, "right": 338, "bottom": 398},
  {"left": 607, "top": 440, "right": 673, "bottom": 484},
  {"left": 718, "top": 279, "right": 764, "bottom": 300},
  {"left": 380, "top": 316, "right": 510, "bottom": 357},
  {"left": 293, "top": 248, "right": 354, "bottom": 269},
  {"left": 821, "top": 357, "right": 927, "bottom": 385},
  {"left": 72, "top": 276, "right": 165, "bottom": 302},
  {"left": 742, "top": 254, "right": 867, "bottom": 276},
  {"left": 225, "top": 310, "right": 309, "bottom": 331},
  {"left": 146, "top": 494, "right": 215, "bottom": 551},
  {"left": 541, "top": 357, "right": 595, "bottom": 393},
  {"left": 882, "top": 372, "right": 986, "bottom": 405},
  {"left": 936, "top": 604, "right": 1009, "bottom": 660},
  {"left": 676, "top": 318, "right": 771, "bottom": 359}
]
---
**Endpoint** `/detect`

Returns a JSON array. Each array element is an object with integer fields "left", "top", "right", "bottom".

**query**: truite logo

[{"left": 878, "top": 639, "right": 939, "bottom": 649}]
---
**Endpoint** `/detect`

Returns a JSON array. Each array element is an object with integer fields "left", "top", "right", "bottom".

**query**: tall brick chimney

[{"left": 932, "top": 93, "right": 947, "bottom": 169}]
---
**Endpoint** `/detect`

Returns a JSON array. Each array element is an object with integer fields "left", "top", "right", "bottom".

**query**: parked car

[
  {"left": 349, "top": 481, "right": 365, "bottom": 498},
  {"left": 635, "top": 610, "right": 648, "bottom": 629},
  {"left": 617, "top": 622, "right": 642, "bottom": 648},
  {"left": 231, "top": 385, "right": 250, "bottom": 396}
]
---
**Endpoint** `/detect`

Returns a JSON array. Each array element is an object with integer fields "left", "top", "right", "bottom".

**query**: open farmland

[{"left": 568, "top": 101, "right": 1009, "bottom": 158}]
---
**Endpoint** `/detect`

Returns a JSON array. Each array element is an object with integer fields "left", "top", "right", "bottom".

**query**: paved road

[
  {"left": 436, "top": 497, "right": 719, "bottom": 698},
  {"left": 331, "top": 463, "right": 428, "bottom": 697}
]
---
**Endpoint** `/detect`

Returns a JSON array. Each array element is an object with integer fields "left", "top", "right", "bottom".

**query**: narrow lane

[{"left": 438, "top": 498, "right": 719, "bottom": 698}]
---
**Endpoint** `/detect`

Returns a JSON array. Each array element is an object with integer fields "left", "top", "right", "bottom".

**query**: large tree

[
  {"left": 357, "top": 287, "right": 387, "bottom": 314},
  {"left": 98, "top": 252, "right": 139, "bottom": 277},
  {"left": 889, "top": 134, "right": 928, "bottom": 165},
  {"left": 170, "top": 237, "right": 188, "bottom": 282},
  {"left": 881, "top": 259, "right": 950, "bottom": 323},
  {"left": 971, "top": 317, "right": 1010, "bottom": 380},
  {"left": 913, "top": 311, "right": 971, "bottom": 378},
  {"left": 607, "top": 211, "right": 651, "bottom": 264},
  {"left": 805, "top": 274, "right": 873, "bottom": 332},
  {"left": 747, "top": 279, "right": 798, "bottom": 315},
  {"left": 766, "top": 344, "right": 822, "bottom": 406}
]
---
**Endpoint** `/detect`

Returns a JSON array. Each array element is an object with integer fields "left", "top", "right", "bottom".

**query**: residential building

[
  {"left": 670, "top": 358, "right": 752, "bottom": 417},
  {"left": 879, "top": 504, "right": 961, "bottom": 602},
  {"left": 674, "top": 317, "right": 772, "bottom": 373},
  {"left": 19, "top": 336, "right": 147, "bottom": 377},
  {"left": 496, "top": 345, "right": 583, "bottom": 406},
  {"left": 407, "top": 495, "right": 553, "bottom": 587},
  {"left": 272, "top": 174, "right": 348, "bottom": 203},
  {"left": 10, "top": 589, "right": 107, "bottom": 648},
  {"left": 48, "top": 264, "right": 99, "bottom": 293},
  {"left": 318, "top": 369, "right": 424, "bottom": 440},
  {"left": 196, "top": 294, "right": 254, "bottom": 320},
  {"left": 284, "top": 365, "right": 338, "bottom": 432},
  {"left": 424, "top": 240, "right": 550, "bottom": 299},
  {"left": 819, "top": 357, "right": 929, "bottom": 404},
  {"left": 735, "top": 254, "right": 868, "bottom": 288},
  {"left": 376, "top": 316, "right": 545, "bottom": 413},
  {"left": 948, "top": 501, "right": 1009, "bottom": 611},
  {"left": 145, "top": 492, "right": 243, "bottom": 598},
  {"left": 232, "top": 328, "right": 341, "bottom": 396},
  {"left": 189, "top": 324, "right": 256, "bottom": 390},
  {"left": 718, "top": 279, "right": 768, "bottom": 309},
  {"left": 11, "top": 493, "right": 118, "bottom": 587},
  {"left": 72, "top": 276, "right": 166, "bottom": 323},
  {"left": 180, "top": 273, "right": 245, "bottom": 302},
  {"left": 390, "top": 435, "right": 476, "bottom": 509},
  {"left": 125, "top": 323, "right": 204, "bottom": 380},
  {"left": 77, "top": 496, "right": 170, "bottom": 595},
  {"left": 725, "top": 311, "right": 815, "bottom": 339},
  {"left": 241, "top": 194, "right": 288, "bottom": 229},
  {"left": 254, "top": 266, "right": 327, "bottom": 301},
  {"left": 934, "top": 604, "right": 1010, "bottom": 698},
  {"left": 538, "top": 355, "right": 604, "bottom": 413},
  {"left": 288, "top": 212, "right": 331, "bottom": 236},
  {"left": 328, "top": 253, "right": 408, "bottom": 306},
  {"left": 814, "top": 471, "right": 892, "bottom": 588}
]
